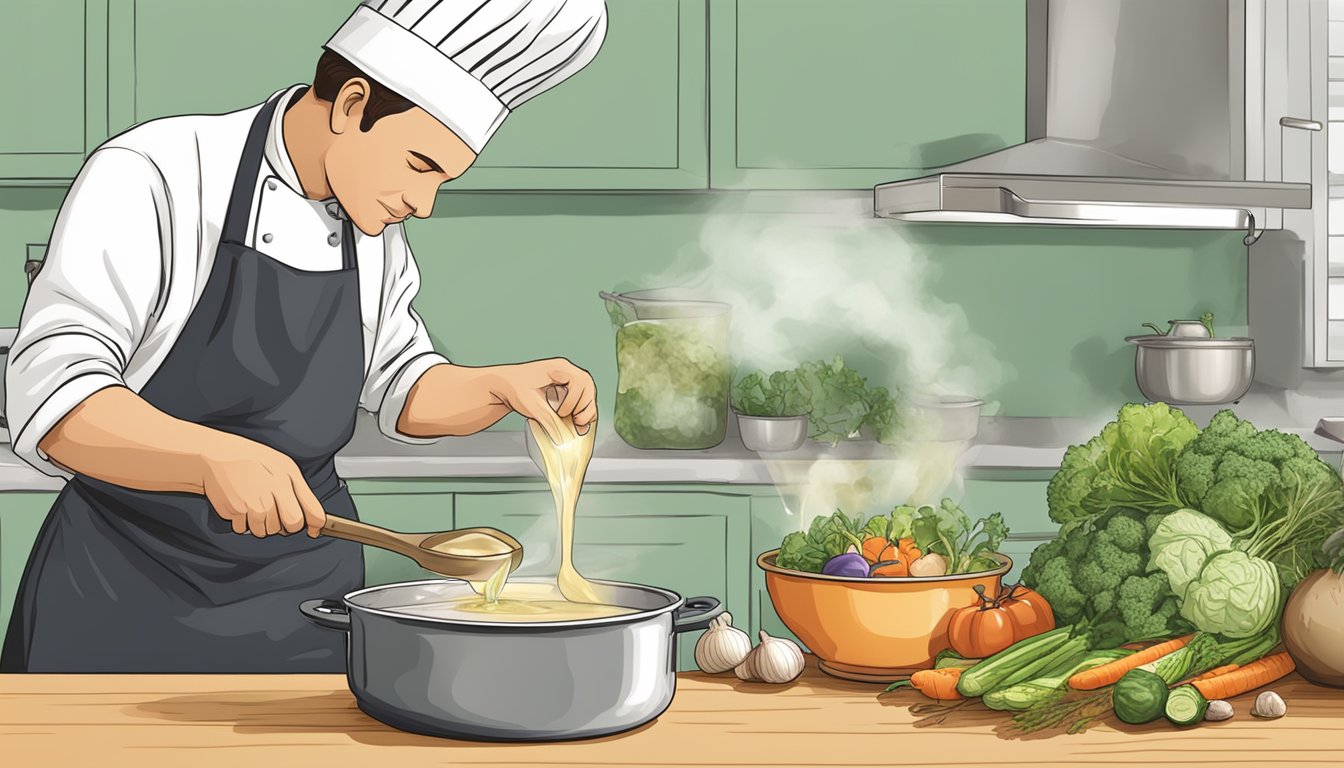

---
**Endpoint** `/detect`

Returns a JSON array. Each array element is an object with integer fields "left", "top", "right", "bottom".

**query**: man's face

[{"left": 324, "top": 84, "right": 477, "bottom": 236}]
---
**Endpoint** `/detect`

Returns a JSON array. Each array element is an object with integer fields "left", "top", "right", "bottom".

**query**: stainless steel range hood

[{"left": 875, "top": 0, "right": 1314, "bottom": 234}]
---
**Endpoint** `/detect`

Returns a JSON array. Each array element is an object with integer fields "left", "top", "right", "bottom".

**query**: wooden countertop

[{"left": 2, "top": 659, "right": 1340, "bottom": 767}]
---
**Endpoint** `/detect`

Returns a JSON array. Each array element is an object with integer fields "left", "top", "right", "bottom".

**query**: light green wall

[{"left": 0, "top": 190, "right": 1245, "bottom": 421}]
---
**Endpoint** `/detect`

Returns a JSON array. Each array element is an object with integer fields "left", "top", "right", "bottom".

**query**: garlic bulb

[
  {"left": 736, "top": 630, "right": 804, "bottom": 684},
  {"left": 1251, "top": 691, "right": 1286, "bottom": 718},
  {"left": 1204, "top": 700, "right": 1234, "bottom": 721},
  {"left": 733, "top": 649, "right": 758, "bottom": 681},
  {"left": 694, "top": 612, "right": 752, "bottom": 674}
]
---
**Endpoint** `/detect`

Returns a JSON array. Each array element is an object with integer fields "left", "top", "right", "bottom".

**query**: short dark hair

[{"left": 312, "top": 49, "right": 417, "bottom": 131}]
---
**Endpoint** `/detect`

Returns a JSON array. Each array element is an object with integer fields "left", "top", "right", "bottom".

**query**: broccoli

[
  {"left": 1175, "top": 410, "right": 1344, "bottom": 587},
  {"left": 1046, "top": 403, "right": 1198, "bottom": 527},
  {"left": 1022, "top": 509, "right": 1189, "bottom": 647}
]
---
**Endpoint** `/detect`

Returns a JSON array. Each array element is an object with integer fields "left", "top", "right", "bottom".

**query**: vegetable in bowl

[
  {"left": 731, "top": 356, "right": 902, "bottom": 446},
  {"left": 776, "top": 499, "right": 1008, "bottom": 578}
]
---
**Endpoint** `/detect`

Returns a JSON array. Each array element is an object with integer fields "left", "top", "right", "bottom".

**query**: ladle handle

[{"left": 322, "top": 515, "right": 414, "bottom": 555}]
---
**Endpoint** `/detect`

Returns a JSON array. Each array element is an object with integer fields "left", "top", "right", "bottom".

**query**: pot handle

[
  {"left": 672, "top": 596, "right": 723, "bottom": 633},
  {"left": 300, "top": 599, "right": 352, "bottom": 632}
]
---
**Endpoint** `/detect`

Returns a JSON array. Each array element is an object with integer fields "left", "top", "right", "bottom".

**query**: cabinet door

[
  {"left": 0, "top": 0, "right": 105, "bottom": 182},
  {"left": 458, "top": 0, "right": 707, "bottom": 190},
  {"left": 455, "top": 490, "right": 750, "bottom": 670},
  {"left": 749, "top": 495, "right": 804, "bottom": 647},
  {"left": 0, "top": 493, "right": 60, "bottom": 652},
  {"left": 107, "top": 0, "right": 707, "bottom": 191},
  {"left": 349, "top": 490, "right": 454, "bottom": 587},
  {"left": 959, "top": 477, "right": 1054, "bottom": 581},
  {"left": 107, "top": 0, "right": 352, "bottom": 133},
  {"left": 710, "top": 0, "right": 1026, "bottom": 189}
]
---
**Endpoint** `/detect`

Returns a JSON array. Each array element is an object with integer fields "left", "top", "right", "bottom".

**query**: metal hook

[{"left": 1242, "top": 210, "right": 1262, "bottom": 246}]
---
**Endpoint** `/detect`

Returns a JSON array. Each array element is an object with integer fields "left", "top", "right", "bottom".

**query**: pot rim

[
  {"left": 1125, "top": 334, "right": 1254, "bottom": 350},
  {"left": 734, "top": 411, "right": 809, "bottom": 422},
  {"left": 339, "top": 578, "right": 687, "bottom": 629},
  {"left": 909, "top": 394, "right": 985, "bottom": 410},
  {"left": 756, "top": 549, "right": 1011, "bottom": 583}
]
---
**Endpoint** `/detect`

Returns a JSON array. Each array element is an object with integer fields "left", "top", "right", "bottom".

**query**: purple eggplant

[{"left": 822, "top": 551, "right": 870, "bottom": 577}]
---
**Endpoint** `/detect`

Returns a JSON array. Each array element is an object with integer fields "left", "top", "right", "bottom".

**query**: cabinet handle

[{"left": 1280, "top": 116, "right": 1324, "bottom": 131}]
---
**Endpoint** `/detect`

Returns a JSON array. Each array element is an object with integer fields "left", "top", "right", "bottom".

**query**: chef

[{"left": 0, "top": 0, "right": 606, "bottom": 674}]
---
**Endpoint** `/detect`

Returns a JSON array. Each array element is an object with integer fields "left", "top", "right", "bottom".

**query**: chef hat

[{"left": 325, "top": 0, "right": 608, "bottom": 153}]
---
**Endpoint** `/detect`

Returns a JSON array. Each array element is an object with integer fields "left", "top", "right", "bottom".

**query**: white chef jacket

[{"left": 6, "top": 85, "right": 450, "bottom": 478}]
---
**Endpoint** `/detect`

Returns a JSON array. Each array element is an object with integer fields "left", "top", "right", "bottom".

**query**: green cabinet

[
  {"left": 106, "top": 0, "right": 352, "bottom": 133},
  {"left": 5, "top": 0, "right": 1029, "bottom": 191},
  {"left": 455, "top": 489, "right": 750, "bottom": 670},
  {"left": 961, "top": 476, "right": 1056, "bottom": 583},
  {"left": 0, "top": 0, "right": 105, "bottom": 182},
  {"left": 709, "top": 0, "right": 1026, "bottom": 189},
  {"left": 749, "top": 494, "right": 803, "bottom": 646},
  {"left": 104, "top": 0, "right": 707, "bottom": 190},
  {"left": 461, "top": 0, "right": 708, "bottom": 190},
  {"left": 0, "top": 492, "right": 60, "bottom": 650}
]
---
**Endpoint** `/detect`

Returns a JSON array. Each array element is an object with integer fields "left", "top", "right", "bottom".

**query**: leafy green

[
  {"left": 1325, "top": 527, "right": 1344, "bottom": 574},
  {"left": 776, "top": 509, "right": 865, "bottom": 572},
  {"left": 1175, "top": 409, "right": 1344, "bottom": 587},
  {"left": 1021, "top": 509, "right": 1189, "bottom": 649},
  {"left": 733, "top": 356, "right": 904, "bottom": 445},
  {"left": 613, "top": 319, "right": 730, "bottom": 449},
  {"left": 1179, "top": 550, "right": 1281, "bottom": 638},
  {"left": 861, "top": 505, "right": 916, "bottom": 542},
  {"left": 910, "top": 499, "right": 1008, "bottom": 574},
  {"left": 731, "top": 369, "right": 809, "bottom": 417},
  {"left": 1199, "top": 311, "right": 1215, "bottom": 338},
  {"left": 1047, "top": 403, "right": 1198, "bottom": 528},
  {"left": 1147, "top": 508, "right": 1234, "bottom": 599},
  {"left": 794, "top": 357, "right": 874, "bottom": 445}
]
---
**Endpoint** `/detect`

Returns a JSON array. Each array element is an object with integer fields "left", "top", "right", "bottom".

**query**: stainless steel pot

[
  {"left": 300, "top": 579, "right": 722, "bottom": 741},
  {"left": 907, "top": 395, "right": 984, "bottom": 442},
  {"left": 1125, "top": 334, "right": 1255, "bottom": 405}
]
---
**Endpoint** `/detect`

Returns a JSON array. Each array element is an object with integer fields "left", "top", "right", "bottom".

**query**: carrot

[
  {"left": 1192, "top": 652, "right": 1295, "bottom": 700},
  {"left": 1189, "top": 664, "right": 1239, "bottom": 684},
  {"left": 861, "top": 536, "right": 894, "bottom": 564},
  {"left": 897, "top": 537, "right": 922, "bottom": 565},
  {"left": 1068, "top": 634, "right": 1196, "bottom": 691},
  {"left": 884, "top": 667, "right": 964, "bottom": 700}
]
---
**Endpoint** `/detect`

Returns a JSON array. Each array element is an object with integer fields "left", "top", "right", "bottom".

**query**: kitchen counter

[{"left": 2, "top": 659, "right": 1339, "bottom": 767}]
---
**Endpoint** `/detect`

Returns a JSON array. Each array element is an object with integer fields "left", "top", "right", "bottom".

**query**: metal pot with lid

[
  {"left": 1126, "top": 316, "right": 1254, "bottom": 405},
  {"left": 300, "top": 579, "right": 723, "bottom": 741}
]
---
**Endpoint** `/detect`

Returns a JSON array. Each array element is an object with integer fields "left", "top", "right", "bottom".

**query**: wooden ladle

[{"left": 322, "top": 517, "right": 524, "bottom": 581}]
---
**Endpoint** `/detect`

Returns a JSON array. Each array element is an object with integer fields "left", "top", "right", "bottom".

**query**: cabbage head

[
  {"left": 1179, "top": 550, "right": 1280, "bottom": 638},
  {"left": 1147, "top": 508, "right": 1234, "bottom": 598}
]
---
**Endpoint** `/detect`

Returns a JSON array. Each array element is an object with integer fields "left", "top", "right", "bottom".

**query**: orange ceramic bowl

[{"left": 758, "top": 549, "right": 1011, "bottom": 683}]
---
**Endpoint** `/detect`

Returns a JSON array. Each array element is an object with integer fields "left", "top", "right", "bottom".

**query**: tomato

[
  {"left": 948, "top": 585, "right": 1017, "bottom": 658},
  {"left": 998, "top": 583, "right": 1056, "bottom": 641}
]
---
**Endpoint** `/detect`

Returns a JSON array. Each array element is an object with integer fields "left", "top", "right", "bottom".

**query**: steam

[
  {"left": 635, "top": 194, "right": 1011, "bottom": 528},
  {"left": 659, "top": 198, "right": 1008, "bottom": 399}
]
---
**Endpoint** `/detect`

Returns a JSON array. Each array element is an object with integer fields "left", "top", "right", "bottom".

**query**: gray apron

[{"left": 1, "top": 92, "right": 366, "bottom": 673}]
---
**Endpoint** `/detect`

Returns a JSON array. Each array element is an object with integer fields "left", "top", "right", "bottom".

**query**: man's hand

[
  {"left": 491, "top": 358, "right": 597, "bottom": 444},
  {"left": 199, "top": 432, "right": 327, "bottom": 539}
]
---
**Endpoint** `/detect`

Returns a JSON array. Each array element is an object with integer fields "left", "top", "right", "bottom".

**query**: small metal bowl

[{"left": 736, "top": 413, "right": 808, "bottom": 452}]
